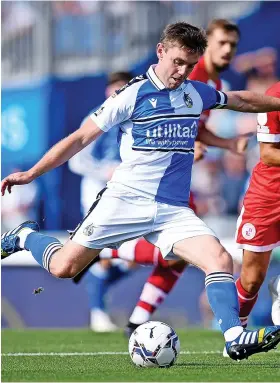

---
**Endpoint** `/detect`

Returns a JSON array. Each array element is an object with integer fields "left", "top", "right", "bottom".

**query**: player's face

[
  {"left": 157, "top": 43, "right": 200, "bottom": 90},
  {"left": 208, "top": 28, "right": 239, "bottom": 72}
]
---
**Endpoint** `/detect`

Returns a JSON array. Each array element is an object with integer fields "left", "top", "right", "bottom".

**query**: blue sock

[
  {"left": 206, "top": 272, "right": 242, "bottom": 334},
  {"left": 106, "top": 264, "right": 131, "bottom": 285},
  {"left": 25, "top": 232, "right": 62, "bottom": 271},
  {"left": 86, "top": 263, "right": 109, "bottom": 310}
]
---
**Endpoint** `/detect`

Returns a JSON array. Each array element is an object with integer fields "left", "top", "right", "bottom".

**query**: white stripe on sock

[
  {"left": 43, "top": 243, "right": 61, "bottom": 269},
  {"left": 45, "top": 245, "right": 62, "bottom": 271},
  {"left": 205, "top": 273, "right": 234, "bottom": 281},
  {"left": 42, "top": 243, "right": 54, "bottom": 269},
  {"left": 237, "top": 290, "right": 258, "bottom": 301},
  {"left": 205, "top": 278, "right": 234, "bottom": 287},
  {"left": 139, "top": 282, "right": 166, "bottom": 306}
]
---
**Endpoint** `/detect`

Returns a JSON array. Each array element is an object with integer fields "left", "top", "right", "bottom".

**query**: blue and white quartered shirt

[{"left": 90, "top": 65, "right": 227, "bottom": 207}]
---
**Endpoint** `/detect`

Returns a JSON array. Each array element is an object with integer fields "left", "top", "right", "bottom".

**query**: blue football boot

[
  {"left": 226, "top": 326, "right": 280, "bottom": 361},
  {"left": 1, "top": 221, "right": 39, "bottom": 260}
]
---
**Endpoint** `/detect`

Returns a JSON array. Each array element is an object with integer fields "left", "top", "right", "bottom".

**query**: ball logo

[{"left": 242, "top": 223, "right": 256, "bottom": 240}]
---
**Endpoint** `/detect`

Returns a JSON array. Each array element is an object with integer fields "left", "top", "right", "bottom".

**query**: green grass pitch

[{"left": 2, "top": 329, "right": 280, "bottom": 382}]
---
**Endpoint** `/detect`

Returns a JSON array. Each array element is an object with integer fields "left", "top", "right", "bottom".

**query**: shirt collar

[{"left": 146, "top": 65, "right": 166, "bottom": 91}]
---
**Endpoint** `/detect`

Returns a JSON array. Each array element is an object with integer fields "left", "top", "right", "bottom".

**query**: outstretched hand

[
  {"left": 194, "top": 141, "right": 207, "bottom": 162},
  {"left": 1, "top": 171, "right": 34, "bottom": 196}
]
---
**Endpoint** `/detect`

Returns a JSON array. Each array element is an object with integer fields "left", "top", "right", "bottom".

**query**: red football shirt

[
  {"left": 244, "top": 82, "right": 280, "bottom": 216},
  {"left": 189, "top": 57, "right": 222, "bottom": 125}
]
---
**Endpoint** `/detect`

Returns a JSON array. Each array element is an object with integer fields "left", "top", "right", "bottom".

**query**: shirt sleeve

[
  {"left": 191, "top": 81, "right": 228, "bottom": 111},
  {"left": 257, "top": 111, "right": 280, "bottom": 142},
  {"left": 89, "top": 85, "right": 137, "bottom": 132}
]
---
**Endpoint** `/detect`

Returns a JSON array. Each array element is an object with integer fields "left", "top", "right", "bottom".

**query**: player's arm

[
  {"left": 1, "top": 118, "right": 102, "bottom": 195},
  {"left": 257, "top": 109, "right": 280, "bottom": 166},
  {"left": 197, "top": 125, "right": 248, "bottom": 155},
  {"left": 225, "top": 91, "right": 280, "bottom": 113},
  {"left": 1, "top": 83, "right": 137, "bottom": 195},
  {"left": 259, "top": 142, "right": 280, "bottom": 166}
]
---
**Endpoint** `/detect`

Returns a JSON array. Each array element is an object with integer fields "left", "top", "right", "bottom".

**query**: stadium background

[{"left": 2, "top": 0, "right": 280, "bottom": 329}]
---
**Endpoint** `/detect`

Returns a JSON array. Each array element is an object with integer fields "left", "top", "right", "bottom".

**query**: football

[{"left": 128, "top": 321, "right": 180, "bottom": 368}]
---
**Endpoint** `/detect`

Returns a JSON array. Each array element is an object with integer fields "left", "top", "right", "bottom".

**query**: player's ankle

[
  {"left": 16, "top": 228, "right": 35, "bottom": 249},
  {"left": 224, "top": 326, "right": 243, "bottom": 342},
  {"left": 127, "top": 321, "right": 139, "bottom": 330}
]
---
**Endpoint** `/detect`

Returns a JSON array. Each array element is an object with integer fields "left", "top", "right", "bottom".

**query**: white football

[{"left": 128, "top": 321, "right": 180, "bottom": 368}]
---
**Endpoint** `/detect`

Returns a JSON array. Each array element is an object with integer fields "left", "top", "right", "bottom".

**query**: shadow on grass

[{"left": 175, "top": 362, "right": 280, "bottom": 368}]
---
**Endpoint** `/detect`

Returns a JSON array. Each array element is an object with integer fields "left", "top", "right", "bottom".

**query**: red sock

[
  {"left": 236, "top": 278, "right": 258, "bottom": 327},
  {"left": 103, "top": 238, "right": 169, "bottom": 266},
  {"left": 134, "top": 239, "right": 170, "bottom": 267},
  {"left": 129, "top": 262, "right": 186, "bottom": 324}
]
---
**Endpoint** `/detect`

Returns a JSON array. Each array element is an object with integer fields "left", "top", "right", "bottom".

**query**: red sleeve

[
  {"left": 257, "top": 83, "right": 280, "bottom": 143},
  {"left": 189, "top": 191, "right": 197, "bottom": 213}
]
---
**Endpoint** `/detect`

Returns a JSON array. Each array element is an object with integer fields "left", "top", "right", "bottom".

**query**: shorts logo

[
  {"left": 83, "top": 223, "right": 95, "bottom": 236},
  {"left": 242, "top": 223, "right": 256, "bottom": 240}
]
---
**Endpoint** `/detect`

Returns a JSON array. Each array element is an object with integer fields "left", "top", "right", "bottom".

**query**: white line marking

[{"left": 2, "top": 350, "right": 279, "bottom": 357}]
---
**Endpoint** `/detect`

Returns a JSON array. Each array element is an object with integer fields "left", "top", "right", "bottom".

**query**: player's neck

[
  {"left": 154, "top": 64, "right": 168, "bottom": 88},
  {"left": 203, "top": 53, "right": 219, "bottom": 81}
]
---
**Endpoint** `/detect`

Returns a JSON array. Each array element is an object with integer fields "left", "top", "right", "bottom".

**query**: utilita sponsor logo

[{"left": 146, "top": 122, "right": 197, "bottom": 139}]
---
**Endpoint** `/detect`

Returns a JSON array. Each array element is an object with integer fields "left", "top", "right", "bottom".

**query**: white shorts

[{"left": 71, "top": 188, "right": 217, "bottom": 259}]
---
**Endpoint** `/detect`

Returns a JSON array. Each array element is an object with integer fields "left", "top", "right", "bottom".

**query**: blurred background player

[
  {"left": 69, "top": 71, "right": 136, "bottom": 332},
  {"left": 235, "top": 81, "right": 280, "bottom": 328}
]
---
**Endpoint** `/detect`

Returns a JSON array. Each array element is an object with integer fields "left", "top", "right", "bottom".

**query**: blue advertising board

[{"left": 1, "top": 81, "right": 51, "bottom": 168}]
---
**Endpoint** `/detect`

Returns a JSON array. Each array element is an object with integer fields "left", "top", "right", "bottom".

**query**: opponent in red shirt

[{"left": 235, "top": 82, "right": 280, "bottom": 327}]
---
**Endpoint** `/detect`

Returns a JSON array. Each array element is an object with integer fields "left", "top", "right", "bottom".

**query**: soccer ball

[{"left": 128, "top": 321, "right": 180, "bottom": 368}]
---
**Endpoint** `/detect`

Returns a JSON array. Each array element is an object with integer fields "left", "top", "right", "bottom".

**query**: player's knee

[{"left": 206, "top": 249, "right": 233, "bottom": 274}]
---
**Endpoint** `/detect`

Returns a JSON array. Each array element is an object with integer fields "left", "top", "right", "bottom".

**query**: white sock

[
  {"left": 17, "top": 228, "right": 35, "bottom": 249},
  {"left": 129, "top": 306, "right": 151, "bottom": 325},
  {"left": 224, "top": 326, "right": 244, "bottom": 342},
  {"left": 89, "top": 262, "right": 109, "bottom": 279}
]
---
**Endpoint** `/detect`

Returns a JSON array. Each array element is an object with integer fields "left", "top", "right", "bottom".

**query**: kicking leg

[{"left": 1, "top": 221, "right": 101, "bottom": 278}]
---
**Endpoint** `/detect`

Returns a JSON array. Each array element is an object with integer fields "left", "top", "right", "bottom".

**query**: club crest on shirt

[
  {"left": 83, "top": 223, "right": 95, "bottom": 236},
  {"left": 242, "top": 223, "right": 256, "bottom": 240},
  {"left": 184, "top": 93, "right": 193, "bottom": 108}
]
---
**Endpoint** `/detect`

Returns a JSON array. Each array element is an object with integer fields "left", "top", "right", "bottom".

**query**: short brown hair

[
  {"left": 160, "top": 22, "right": 207, "bottom": 55},
  {"left": 206, "top": 19, "right": 240, "bottom": 37},
  {"left": 107, "top": 71, "right": 133, "bottom": 86}
]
